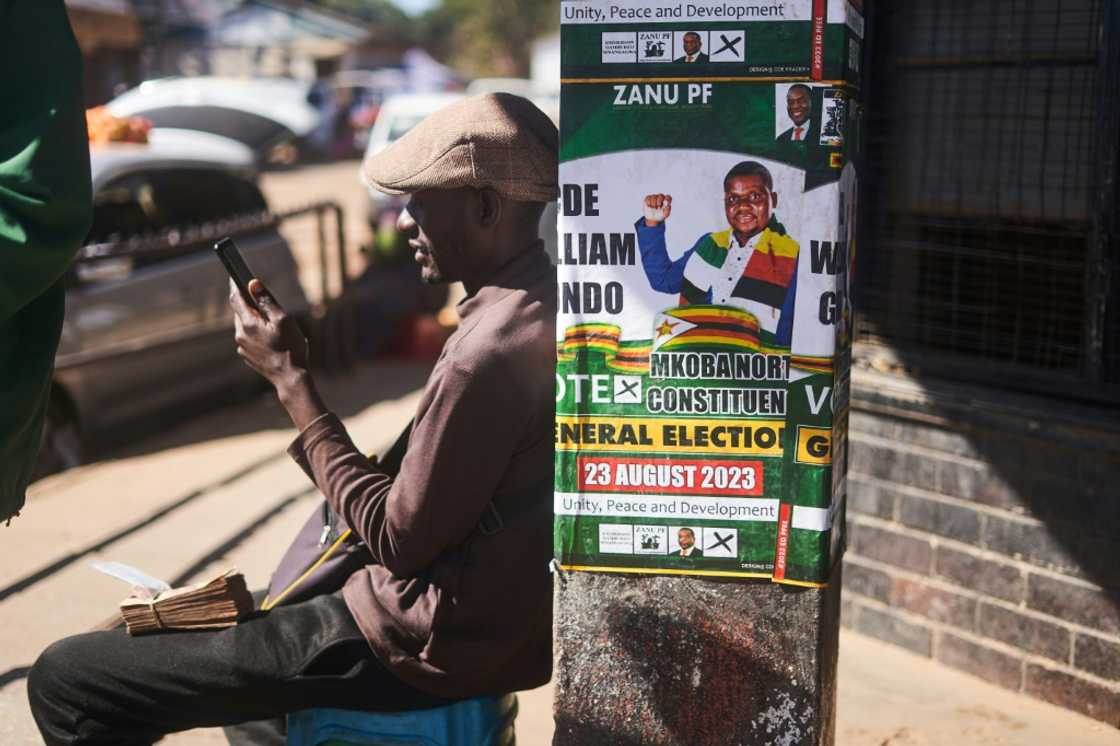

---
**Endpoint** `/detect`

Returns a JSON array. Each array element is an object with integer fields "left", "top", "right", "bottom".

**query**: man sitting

[{"left": 27, "top": 92, "right": 558, "bottom": 746}]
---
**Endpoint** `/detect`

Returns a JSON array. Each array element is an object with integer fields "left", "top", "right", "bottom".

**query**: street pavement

[
  {"left": 2, "top": 163, "right": 1115, "bottom": 744},
  {"left": 2, "top": 360, "right": 1117, "bottom": 745}
]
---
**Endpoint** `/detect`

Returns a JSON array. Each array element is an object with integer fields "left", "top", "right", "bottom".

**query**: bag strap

[
  {"left": 321, "top": 421, "right": 414, "bottom": 547},
  {"left": 475, "top": 475, "right": 554, "bottom": 537}
]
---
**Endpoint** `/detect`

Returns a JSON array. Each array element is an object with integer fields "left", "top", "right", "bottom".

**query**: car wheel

[{"left": 33, "top": 396, "right": 83, "bottom": 479}]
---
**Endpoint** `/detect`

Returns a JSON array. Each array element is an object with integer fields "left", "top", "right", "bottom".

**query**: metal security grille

[{"left": 855, "top": 0, "right": 1116, "bottom": 397}]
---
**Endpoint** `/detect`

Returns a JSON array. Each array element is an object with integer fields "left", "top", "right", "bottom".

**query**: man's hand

[
  {"left": 230, "top": 279, "right": 325, "bottom": 430},
  {"left": 643, "top": 194, "right": 672, "bottom": 226}
]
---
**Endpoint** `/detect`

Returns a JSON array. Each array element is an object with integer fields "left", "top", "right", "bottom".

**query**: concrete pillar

[
  {"left": 554, "top": 571, "right": 841, "bottom": 745},
  {"left": 553, "top": 3, "right": 864, "bottom": 743}
]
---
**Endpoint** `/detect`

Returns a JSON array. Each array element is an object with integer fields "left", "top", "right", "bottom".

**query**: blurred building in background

[
  {"left": 130, "top": 0, "right": 226, "bottom": 79},
  {"left": 66, "top": 0, "right": 406, "bottom": 105},
  {"left": 210, "top": 0, "right": 370, "bottom": 79},
  {"left": 65, "top": 0, "right": 558, "bottom": 106},
  {"left": 342, "top": 24, "right": 415, "bottom": 71},
  {"left": 66, "top": 0, "right": 146, "bottom": 105}
]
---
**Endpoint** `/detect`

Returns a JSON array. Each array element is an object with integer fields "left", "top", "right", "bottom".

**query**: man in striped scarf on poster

[{"left": 634, "top": 160, "right": 799, "bottom": 347}]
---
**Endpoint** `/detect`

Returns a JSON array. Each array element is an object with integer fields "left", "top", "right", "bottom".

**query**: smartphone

[{"left": 214, "top": 237, "right": 258, "bottom": 310}]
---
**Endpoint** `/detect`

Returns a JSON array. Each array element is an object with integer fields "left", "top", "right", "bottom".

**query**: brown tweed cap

[{"left": 361, "top": 92, "right": 558, "bottom": 202}]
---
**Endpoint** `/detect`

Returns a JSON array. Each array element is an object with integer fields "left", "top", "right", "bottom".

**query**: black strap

[
  {"left": 328, "top": 422, "right": 413, "bottom": 546},
  {"left": 476, "top": 475, "right": 554, "bottom": 537}
]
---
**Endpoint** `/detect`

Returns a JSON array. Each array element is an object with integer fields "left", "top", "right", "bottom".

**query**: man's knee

[
  {"left": 28, "top": 636, "right": 72, "bottom": 704},
  {"left": 29, "top": 634, "right": 90, "bottom": 700},
  {"left": 28, "top": 633, "right": 104, "bottom": 739},
  {"left": 28, "top": 638, "right": 71, "bottom": 737}
]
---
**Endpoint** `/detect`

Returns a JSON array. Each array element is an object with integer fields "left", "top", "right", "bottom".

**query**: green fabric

[
  {"left": 693, "top": 231, "right": 724, "bottom": 268},
  {"left": 0, "top": 0, "right": 93, "bottom": 520}
]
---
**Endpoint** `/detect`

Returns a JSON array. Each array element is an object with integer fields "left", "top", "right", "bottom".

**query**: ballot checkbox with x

[{"left": 710, "top": 30, "right": 746, "bottom": 62}]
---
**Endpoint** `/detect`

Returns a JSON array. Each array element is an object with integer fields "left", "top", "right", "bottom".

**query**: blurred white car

[
  {"left": 108, "top": 77, "right": 321, "bottom": 160},
  {"left": 39, "top": 129, "right": 310, "bottom": 474},
  {"left": 362, "top": 92, "right": 466, "bottom": 235}
]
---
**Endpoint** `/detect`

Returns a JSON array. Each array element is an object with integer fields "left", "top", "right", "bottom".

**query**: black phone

[{"left": 214, "top": 237, "right": 258, "bottom": 310}]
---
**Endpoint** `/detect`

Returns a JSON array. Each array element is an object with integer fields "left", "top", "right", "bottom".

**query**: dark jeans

[{"left": 27, "top": 593, "right": 454, "bottom": 746}]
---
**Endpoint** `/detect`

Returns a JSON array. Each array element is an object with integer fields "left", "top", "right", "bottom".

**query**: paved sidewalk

[
  {"left": 512, "top": 628, "right": 1120, "bottom": 746},
  {"left": 2, "top": 361, "right": 1116, "bottom": 745}
]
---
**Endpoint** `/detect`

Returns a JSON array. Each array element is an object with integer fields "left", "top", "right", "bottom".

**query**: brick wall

[{"left": 841, "top": 366, "right": 1120, "bottom": 727}]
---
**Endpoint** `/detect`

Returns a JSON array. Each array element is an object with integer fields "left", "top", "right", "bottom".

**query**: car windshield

[{"left": 87, "top": 168, "right": 266, "bottom": 244}]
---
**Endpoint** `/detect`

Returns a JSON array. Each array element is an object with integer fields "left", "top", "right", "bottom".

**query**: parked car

[
  {"left": 107, "top": 77, "right": 321, "bottom": 164},
  {"left": 37, "top": 128, "right": 311, "bottom": 475}
]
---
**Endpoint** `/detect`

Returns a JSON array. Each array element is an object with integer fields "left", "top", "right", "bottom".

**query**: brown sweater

[{"left": 288, "top": 246, "right": 556, "bottom": 698}]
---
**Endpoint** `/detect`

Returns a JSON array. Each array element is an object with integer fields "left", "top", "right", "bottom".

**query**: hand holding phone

[
  {"left": 214, "top": 237, "right": 258, "bottom": 310},
  {"left": 221, "top": 240, "right": 325, "bottom": 430}
]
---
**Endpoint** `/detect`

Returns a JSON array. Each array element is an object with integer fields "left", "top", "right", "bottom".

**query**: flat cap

[{"left": 361, "top": 92, "right": 558, "bottom": 202}]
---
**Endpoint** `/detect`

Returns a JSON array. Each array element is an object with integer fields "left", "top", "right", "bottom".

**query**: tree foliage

[
  {"left": 303, "top": 0, "right": 560, "bottom": 78},
  {"left": 418, "top": 0, "right": 559, "bottom": 77}
]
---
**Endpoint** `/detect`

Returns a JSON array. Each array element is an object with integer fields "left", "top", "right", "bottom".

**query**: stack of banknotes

[{"left": 119, "top": 570, "right": 254, "bottom": 635}]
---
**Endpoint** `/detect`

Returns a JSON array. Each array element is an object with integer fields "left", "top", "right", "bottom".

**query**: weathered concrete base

[{"left": 552, "top": 569, "right": 842, "bottom": 746}]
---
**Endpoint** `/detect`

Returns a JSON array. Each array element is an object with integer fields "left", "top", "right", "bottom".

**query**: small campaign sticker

[
  {"left": 601, "top": 32, "right": 637, "bottom": 64},
  {"left": 709, "top": 30, "right": 746, "bottom": 63},
  {"left": 819, "top": 90, "right": 847, "bottom": 147},
  {"left": 637, "top": 31, "right": 673, "bottom": 63},
  {"left": 598, "top": 524, "right": 634, "bottom": 554},
  {"left": 703, "top": 527, "right": 738, "bottom": 558},
  {"left": 634, "top": 525, "right": 668, "bottom": 554}
]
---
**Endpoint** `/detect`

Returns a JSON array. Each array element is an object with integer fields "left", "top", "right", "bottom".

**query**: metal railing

[
  {"left": 74, "top": 200, "right": 358, "bottom": 368},
  {"left": 77, "top": 200, "right": 348, "bottom": 303}
]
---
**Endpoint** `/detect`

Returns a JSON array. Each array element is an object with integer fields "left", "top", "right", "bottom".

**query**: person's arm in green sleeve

[{"left": 0, "top": 0, "right": 94, "bottom": 521}]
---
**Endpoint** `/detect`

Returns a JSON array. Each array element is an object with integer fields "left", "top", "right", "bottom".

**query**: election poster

[{"left": 554, "top": 0, "right": 862, "bottom": 585}]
